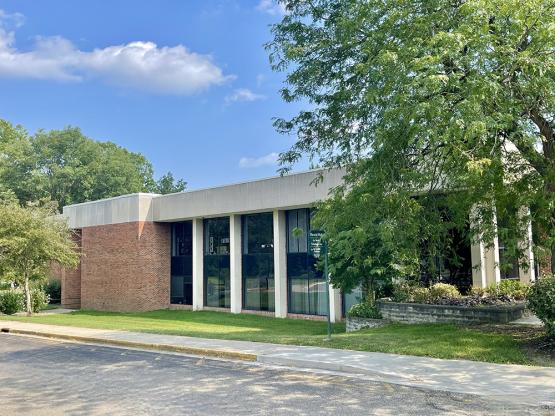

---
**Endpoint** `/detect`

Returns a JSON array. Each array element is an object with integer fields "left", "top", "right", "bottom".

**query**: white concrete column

[
  {"left": 518, "top": 207, "right": 536, "bottom": 283},
  {"left": 470, "top": 205, "right": 501, "bottom": 288},
  {"left": 192, "top": 218, "right": 204, "bottom": 311},
  {"left": 328, "top": 286, "right": 342, "bottom": 323},
  {"left": 273, "top": 210, "right": 288, "bottom": 318},
  {"left": 230, "top": 214, "right": 242, "bottom": 313}
]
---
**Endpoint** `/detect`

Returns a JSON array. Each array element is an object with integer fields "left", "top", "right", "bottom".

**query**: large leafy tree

[
  {"left": 0, "top": 202, "right": 80, "bottom": 315},
  {"left": 153, "top": 171, "right": 187, "bottom": 194},
  {"left": 0, "top": 120, "right": 42, "bottom": 204},
  {"left": 269, "top": 0, "right": 555, "bottom": 288},
  {"left": 0, "top": 120, "right": 187, "bottom": 210}
]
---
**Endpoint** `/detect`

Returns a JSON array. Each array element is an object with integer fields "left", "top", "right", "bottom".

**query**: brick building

[{"left": 54, "top": 169, "right": 536, "bottom": 320}]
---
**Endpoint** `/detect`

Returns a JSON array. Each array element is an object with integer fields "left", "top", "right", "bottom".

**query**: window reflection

[
  {"left": 286, "top": 209, "right": 326, "bottom": 316},
  {"left": 242, "top": 213, "right": 275, "bottom": 312},
  {"left": 204, "top": 218, "right": 231, "bottom": 308},
  {"left": 171, "top": 222, "right": 193, "bottom": 305}
]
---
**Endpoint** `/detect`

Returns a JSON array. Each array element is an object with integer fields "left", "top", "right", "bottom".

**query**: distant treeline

[{"left": 0, "top": 119, "right": 186, "bottom": 211}]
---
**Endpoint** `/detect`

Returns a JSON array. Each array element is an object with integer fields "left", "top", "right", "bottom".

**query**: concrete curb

[{"left": 0, "top": 327, "right": 257, "bottom": 362}]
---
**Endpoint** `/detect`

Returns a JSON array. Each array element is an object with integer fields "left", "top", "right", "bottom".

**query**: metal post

[{"left": 324, "top": 242, "right": 332, "bottom": 341}]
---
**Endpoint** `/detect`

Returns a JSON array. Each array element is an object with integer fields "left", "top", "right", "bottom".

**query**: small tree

[
  {"left": 313, "top": 174, "right": 421, "bottom": 304},
  {"left": 0, "top": 202, "right": 79, "bottom": 315}
]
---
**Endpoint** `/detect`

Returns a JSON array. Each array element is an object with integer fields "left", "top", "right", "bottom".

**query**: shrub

[
  {"left": 45, "top": 280, "right": 61, "bottom": 303},
  {"left": 486, "top": 280, "right": 529, "bottom": 300},
  {"left": 411, "top": 287, "right": 431, "bottom": 303},
  {"left": 429, "top": 283, "right": 461, "bottom": 301},
  {"left": 29, "top": 288, "right": 49, "bottom": 313},
  {"left": 0, "top": 290, "right": 24, "bottom": 315},
  {"left": 0, "top": 280, "right": 12, "bottom": 290},
  {"left": 348, "top": 302, "right": 382, "bottom": 319},
  {"left": 527, "top": 277, "right": 555, "bottom": 338},
  {"left": 470, "top": 286, "right": 487, "bottom": 297},
  {"left": 391, "top": 280, "right": 419, "bottom": 302}
]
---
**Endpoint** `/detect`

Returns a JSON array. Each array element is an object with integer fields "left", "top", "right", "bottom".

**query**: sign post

[{"left": 309, "top": 230, "right": 332, "bottom": 341}]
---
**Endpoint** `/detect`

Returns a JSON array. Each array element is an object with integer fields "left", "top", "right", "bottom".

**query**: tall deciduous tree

[
  {"left": 154, "top": 172, "right": 187, "bottom": 194},
  {"left": 269, "top": 0, "right": 555, "bottom": 278},
  {"left": 0, "top": 120, "right": 42, "bottom": 203},
  {"left": 0, "top": 119, "right": 187, "bottom": 210},
  {"left": 0, "top": 202, "right": 80, "bottom": 315}
]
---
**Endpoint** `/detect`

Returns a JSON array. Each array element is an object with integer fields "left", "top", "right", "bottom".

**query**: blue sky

[{"left": 0, "top": 0, "right": 305, "bottom": 189}]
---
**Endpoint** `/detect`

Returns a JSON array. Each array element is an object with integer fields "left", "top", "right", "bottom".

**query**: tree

[
  {"left": 0, "top": 202, "right": 80, "bottom": 315},
  {"left": 268, "top": 0, "right": 555, "bottom": 276},
  {"left": 0, "top": 119, "right": 187, "bottom": 210},
  {"left": 0, "top": 120, "right": 42, "bottom": 204},
  {"left": 313, "top": 171, "right": 421, "bottom": 302},
  {"left": 32, "top": 127, "right": 159, "bottom": 209},
  {"left": 154, "top": 172, "right": 187, "bottom": 194}
]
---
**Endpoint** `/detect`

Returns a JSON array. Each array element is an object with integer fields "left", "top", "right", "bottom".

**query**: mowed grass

[{"left": 0, "top": 309, "right": 543, "bottom": 365}]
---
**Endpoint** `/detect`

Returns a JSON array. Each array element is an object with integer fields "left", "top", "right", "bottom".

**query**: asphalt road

[{"left": 0, "top": 334, "right": 551, "bottom": 416}]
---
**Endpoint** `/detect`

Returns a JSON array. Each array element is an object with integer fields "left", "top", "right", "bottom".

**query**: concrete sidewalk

[{"left": 1, "top": 320, "right": 554, "bottom": 407}]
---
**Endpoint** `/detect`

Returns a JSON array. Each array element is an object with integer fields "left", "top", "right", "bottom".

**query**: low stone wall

[
  {"left": 377, "top": 300, "right": 525, "bottom": 324},
  {"left": 346, "top": 317, "right": 388, "bottom": 332}
]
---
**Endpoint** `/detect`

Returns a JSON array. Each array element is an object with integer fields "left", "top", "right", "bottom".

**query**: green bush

[
  {"left": 527, "top": 277, "right": 555, "bottom": 338},
  {"left": 45, "top": 280, "right": 61, "bottom": 303},
  {"left": 470, "top": 286, "right": 487, "bottom": 297},
  {"left": 29, "top": 288, "right": 49, "bottom": 313},
  {"left": 411, "top": 287, "right": 431, "bottom": 303},
  {"left": 0, "top": 290, "right": 24, "bottom": 315},
  {"left": 486, "top": 280, "right": 529, "bottom": 300},
  {"left": 348, "top": 302, "right": 382, "bottom": 319},
  {"left": 391, "top": 280, "right": 419, "bottom": 302},
  {"left": 429, "top": 283, "right": 461, "bottom": 301}
]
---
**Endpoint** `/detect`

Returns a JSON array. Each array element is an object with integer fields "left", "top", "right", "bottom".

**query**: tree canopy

[
  {"left": 0, "top": 119, "right": 187, "bottom": 210},
  {"left": 269, "top": 0, "right": 555, "bottom": 290},
  {"left": 0, "top": 201, "right": 80, "bottom": 314}
]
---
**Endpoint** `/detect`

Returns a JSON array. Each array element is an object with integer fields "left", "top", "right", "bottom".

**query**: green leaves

[
  {"left": 270, "top": 0, "right": 555, "bottom": 268},
  {"left": 0, "top": 120, "right": 187, "bottom": 210}
]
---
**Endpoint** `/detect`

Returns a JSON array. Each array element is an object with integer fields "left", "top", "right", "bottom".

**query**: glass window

[
  {"left": 286, "top": 209, "right": 326, "bottom": 315},
  {"left": 242, "top": 213, "right": 275, "bottom": 311},
  {"left": 204, "top": 217, "right": 231, "bottom": 308},
  {"left": 171, "top": 222, "right": 193, "bottom": 305}
]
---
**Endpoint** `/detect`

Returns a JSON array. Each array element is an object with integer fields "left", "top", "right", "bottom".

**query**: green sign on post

[
  {"left": 309, "top": 230, "right": 332, "bottom": 341},
  {"left": 309, "top": 230, "right": 325, "bottom": 259}
]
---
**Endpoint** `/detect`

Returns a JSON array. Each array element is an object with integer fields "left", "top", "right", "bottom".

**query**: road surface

[{"left": 0, "top": 334, "right": 551, "bottom": 415}]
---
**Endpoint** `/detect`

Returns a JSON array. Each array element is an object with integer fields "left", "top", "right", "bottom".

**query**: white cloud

[
  {"left": 0, "top": 10, "right": 232, "bottom": 94},
  {"left": 225, "top": 88, "right": 265, "bottom": 103},
  {"left": 239, "top": 152, "right": 279, "bottom": 168},
  {"left": 0, "top": 10, "right": 24, "bottom": 28},
  {"left": 256, "top": 0, "right": 286, "bottom": 16}
]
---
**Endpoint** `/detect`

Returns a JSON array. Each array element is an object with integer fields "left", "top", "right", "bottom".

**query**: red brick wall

[
  {"left": 49, "top": 262, "right": 63, "bottom": 282},
  {"left": 80, "top": 221, "right": 170, "bottom": 312},
  {"left": 61, "top": 230, "right": 82, "bottom": 309}
]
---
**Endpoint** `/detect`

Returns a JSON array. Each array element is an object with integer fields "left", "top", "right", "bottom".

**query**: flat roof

[{"left": 63, "top": 168, "right": 345, "bottom": 228}]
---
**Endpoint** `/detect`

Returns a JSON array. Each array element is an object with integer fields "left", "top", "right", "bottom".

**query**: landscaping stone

[
  {"left": 377, "top": 300, "right": 525, "bottom": 324},
  {"left": 346, "top": 316, "right": 388, "bottom": 332}
]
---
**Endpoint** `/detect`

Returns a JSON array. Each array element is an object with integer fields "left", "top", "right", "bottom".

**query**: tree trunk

[
  {"left": 24, "top": 272, "right": 32, "bottom": 316},
  {"left": 361, "top": 276, "right": 376, "bottom": 305}
]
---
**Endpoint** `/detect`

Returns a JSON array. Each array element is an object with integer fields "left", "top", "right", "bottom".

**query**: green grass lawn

[{"left": 1, "top": 309, "right": 550, "bottom": 365}]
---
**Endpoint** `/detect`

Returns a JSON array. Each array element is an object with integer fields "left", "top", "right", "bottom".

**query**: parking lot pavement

[{"left": 0, "top": 334, "right": 552, "bottom": 416}]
